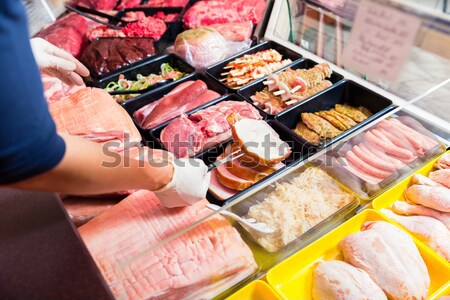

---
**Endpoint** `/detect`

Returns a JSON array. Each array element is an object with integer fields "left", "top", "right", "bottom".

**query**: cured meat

[
  {"left": 429, "top": 169, "right": 450, "bottom": 188},
  {"left": 41, "top": 74, "right": 85, "bottom": 102},
  {"left": 382, "top": 209, "right": 450, "bottom": 261},
  {"left": 209, "top": 169, "right": 238, "bottom": 199},
  {"left": 339, "top": 221, "right": 430, "bottom": 300},
  {"left": 405, "top": 185, "right": 450, "bottom": 212},
  {"left": 232, "top": 119, "right": 291, "bottom": 166},
  {"left": 312, "top": 260, "right": 387, "bottom": 300},
  {"left": 392, "top": 201, "right": 450, "bottom": 230},
  {"left": 80, "top": 38, "right": 156, "bottom": 77},
  {"left": 134, "top": 80, "right": 221, "bottom": 129},
  {"left": 79, "top": 191, "right": 257, "bottom": 300},
  {"left": 216, "top": 158, "right": 255, "bottom": 191},
  {"left": 208, "top": 21, "right": 254, "bottom": 42},
  {"left": 117, "top": 0, "right": 141, "bottom": 9},
  {"left": 182, "top": 0, "right": 266, "bottom": 28},
  {"left": 49, "top": 88, "right": 142, "bottom": 145},
  {"left": 161, "top": 101, "right": 262, "bottom": 157},
  {"left": 36, "top": 13, "right": 87, "bottom": 59}
]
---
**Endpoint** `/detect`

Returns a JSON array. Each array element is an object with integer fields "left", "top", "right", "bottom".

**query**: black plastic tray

[
  {"left": 205, "top": 40, "right": 303, "bottom": 92},
  {"left": 237, "top": 58, "right": 345, "bottom": 117},
  {"left": 90, "top": 54, "right": 195, "bottom": 97},
  {"left": 116, "top": 7, "right": 184, "bottom": 41},
  {"left": 275, "top": 79, "right": 395, "bottom": 149},
  {"left": 201, "top": 120, "right": 315, "bottom": 205},
  {"left": 150, "top": 94, "right": 268, "bottom": 158},
  {"left": 123, "top": 73, "right": 227, "bottom": 135}
]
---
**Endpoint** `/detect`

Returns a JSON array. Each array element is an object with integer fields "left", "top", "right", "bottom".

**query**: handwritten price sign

[{"left": 342, "top": 0, "right": 421, "bottom": 82}]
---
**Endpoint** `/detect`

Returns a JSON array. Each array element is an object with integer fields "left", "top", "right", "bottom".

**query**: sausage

[
  {"left": 346, "top": 150, "right": 393, "bottom": 179},
  {"left": 352, "top": 145, "right": 397, "bottom": 172},
  {"left": 365, "top": 130, "right": 414, "bottom": 159}
]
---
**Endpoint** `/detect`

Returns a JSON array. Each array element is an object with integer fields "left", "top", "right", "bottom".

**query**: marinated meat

[
  {"left": 405, "top": 185, "right": 450, "bottom": 212},
  {"left": 335, "top": 104, "right": 370, "bottom": 122},
  {"left": 134, "top": 80, "right": 222, "bottom": 130},
  {"left": 294, "top": 122, "right": 320, "bottom": 145},
  {"left": 392, "top": 201, "right": 450, "bottom": 230},
  {"left": 182, "top": 0, "right": 266, "bottom": 28},
  {"left": 312, "top": 260, "right": 387, "bottom": 300},
  {"left": 36, "top": 13, "right": 87, "bottom": 59},
  {"left": 339, "top": 221, "right": 430, "bottom": 300},
  {"left": 79, "top": 191, "right": 257, "bottom": 300},
  {"left": 382, "top": 209, "right": 450, "bottom": 261},
  {"left": 49, "top": 88, "right": 142, "bottom": 145},
  {"left": 302, "top": 112, "right": 342, "bottom": 139},
  {"left": 80, "top": 38, "right": 156, "bottom": 77},
  {"left": 161, "top": 101, "right": 261, "bottom": 157}
]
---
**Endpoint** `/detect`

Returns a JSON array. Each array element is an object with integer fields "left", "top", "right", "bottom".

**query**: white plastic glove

[
  {"left": 30, "top": 37, "right": 90, "bottom": 86},
  {"left": 154, "top": 158, "right": 211, "bottom": 208}
]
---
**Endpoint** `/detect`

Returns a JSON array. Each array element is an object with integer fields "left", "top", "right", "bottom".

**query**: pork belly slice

[{"left": 79, "top": 191, "right": 257, "bottom": 300}]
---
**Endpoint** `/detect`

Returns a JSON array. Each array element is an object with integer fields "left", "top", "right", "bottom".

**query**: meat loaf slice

[
  {"left": 232, "top": 119, "right": 291, "bottom": 166},
  {"left": 223, "top": 144, "right": 271, "bottom": 182},
  {"left": 216, "top": 154, "right": 255, "bottom": 191}
]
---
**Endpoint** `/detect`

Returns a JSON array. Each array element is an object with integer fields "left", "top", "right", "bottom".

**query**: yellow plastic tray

[
  {"left": 227, "top": 280, "right": 281, "bottom": 300},
  {"left": 266, "top": 209, "right": 450, "bottom": 300},
  {"left": 429, "top": 282, "right": 450, "bottom": 299},
  {"left": 372, "top": 151, "right": 449, "bottom": 265}
]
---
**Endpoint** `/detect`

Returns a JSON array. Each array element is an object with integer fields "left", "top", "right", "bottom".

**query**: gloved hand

[
  {"left": 30, "top": 38, "right": 90, "bottom": 86},
  {"left": 154, "top": 158, "right": 211, "bottom": 208}
]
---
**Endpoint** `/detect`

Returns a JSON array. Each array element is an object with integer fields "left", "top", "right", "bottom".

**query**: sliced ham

[
  {"left": 216, "top": 156, "right": 255, "bottom": 191},
  {"left": 79, "top": 191, "right": 257, "bottom": 300},
  {"left": 209, "top": 169, "right": 238, "bottom": 200},
  {"left": 223, "top": 144, "right": 271, "bottom": 181}
]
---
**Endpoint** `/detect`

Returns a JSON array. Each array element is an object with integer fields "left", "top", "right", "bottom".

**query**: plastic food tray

[
  {"left": 372, "top": 150, "right": 450, "bottom": 265},
  {"left": 204, "top": 120, "right": 312, "bottom": 204},
  {"left": 122, "top": 73, "right": 227, "bottom": 134},
  {"left": 150, "top": 94, "right": 268, "bottom": 158},
  {"left": 226, "top": 280, "right": 281, "bottom": 300},
  {"left": 90, "top": 53, "right": 195, "bottom": 97},
  {"left": 429, "top": 282, "right": 450, "bottom": 300},
  {"left": 275, "top": 79, "right": 395, "bottom": 148},
  {"left": 205, "top": 40, "right": 303, "bottom": 92},
  {"left": 237, "top": 58, "right": 344, "bottom": 117},
  {"left": 266, "top": 209, "right": 450, "bottom": 300}
]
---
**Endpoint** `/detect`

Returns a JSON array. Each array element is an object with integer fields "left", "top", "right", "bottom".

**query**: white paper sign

[{"left": 342, "top": 0, "right": 421, "bottom": 82}]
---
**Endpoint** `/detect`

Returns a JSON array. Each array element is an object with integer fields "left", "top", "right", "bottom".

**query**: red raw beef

[
  {"left": 209, "top": 21, "right": 254, "bottom": 41},
  {"left": 140, "top": 0, "right": 189, "bottom": 7},
  {"left": 160, "top": 101, "right": 262, "bottom": 157},
  {"left": 72, "top": 0, "right": 117, "bottom": 10},
  {"left": 41, "top": 74, "right": 86, "bottom": 102},
  {"left": 117, "top": 0, "right": 142, "bottom": 9},
  {"left": 182, "top": 0, "right": 266, "bottom": 29},
  {"left": 36, "top": 13, "right": 87, "bottom": 59}
]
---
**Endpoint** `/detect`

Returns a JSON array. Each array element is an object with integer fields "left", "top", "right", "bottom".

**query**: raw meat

[
  {"left": 160, "top": 101, "right": 262, "bottom": 157},
  {"left": 182, "top": 0, "right": 266, "bottom": 28},
  {"left": 80, "top": 38, "right": 156, "bottom": 77},
  {"left": 339, "top": 221, "right": 430, "bottom": 300},
  {"left": 71, "top": 0, "right": 117, "bottom": 10},
  {"left": 87, "top": 25, "right": 126, "bottom": 41},
  {"left": 406, "top": 185, "right": 450, "bottom": 212},
  {"left": 173, "top": 27, "right": 229, "bottom": 69},
  {"left": 312, "top": 260, "right": 387, "bottom": 300},
  {"left": 140, "top": 0, "right": 189, "bottom": 7},
  {"left": 435, "top": 153, "right": 450, "bottom": 169},
  {"left": 36, "top": 13, "right": 87, "bottom": 59},
  {"left": 41, "top": 74, "right": 85, "bottom": 102},
  {"left": 79, "top": 190, "right": 257, "bottom": 300},
  {"left": 117, "top": 0, "right": 141, "bottom": 9},
  {"left": 346, "top": 150, "right": 392, "bottom": 179},
  {"left": 392, "top": 201, "right": 450, "bottom": 230},
  {"left": 49, "top": 88, "right": 142, "bottom": 146},
  {"left": 411, "top": 174, "right": 443, "bottom": 187},
  {"left": 63, "top": 196, "right": 123, "bottom": 227},
  {"left": 232, "top": 119, "right": 291, "bottom": 166},
  {"left": 429, "top": 169, "right": 450, "bottom": 188},
  {"left": 208, "top": 21, "right": 254, "bottom": 42},
  {"left": 134, "top": 80, "right": 221, "bottom": 129},
  {"left": 121, "top": 16, "right": 167, "bottom": 39},
  {"left": 381, "top": 209, "right": 450, "bottom": 261}
]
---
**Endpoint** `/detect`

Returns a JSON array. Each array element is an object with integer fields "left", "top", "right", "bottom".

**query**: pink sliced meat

[
  {"left": 79, "top": 191, "right": 257, "bottom": 299},
  {"left": 346, "top": 150, "right": 392, "bottom": 179},
  {"left": 209, "top": 169, "right": 238, "bottom": 200},
  {"left": 117, "top": 0, "right": 141, "bottom": 9},
  {"left": 208, "top": 21, "right": 253, "bottom": 41},
  {"left": 365, "top": 130, "right": 415, "bottom": 159},
  {"left": 352, "top": 145, "right": 397, "bottom": 172},
  {"left": 216, "top": 162, "right": 254, "bottom": 191},
  {"left": 63, "top": 196, "right": 123, "bottom": 227},
  {"left": 41, "top": 74, "right": 85, "bottom": 102}
]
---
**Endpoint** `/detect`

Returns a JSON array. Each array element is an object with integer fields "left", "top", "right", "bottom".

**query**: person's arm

[{"left": 7, "top": 134, "right": 174, "bottom": 194}]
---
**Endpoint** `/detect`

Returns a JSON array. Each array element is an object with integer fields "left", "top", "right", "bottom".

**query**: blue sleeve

[{"left": 0, "top": 0, "right": 66, "bottom": 184}]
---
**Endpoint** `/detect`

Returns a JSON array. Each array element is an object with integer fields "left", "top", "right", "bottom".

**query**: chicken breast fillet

[
  {"left": 312, "top": 260, "right": 387, "bottom": 300},
  {"left": 339, "top": 221, "right": 430, "bottom": 300}
]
